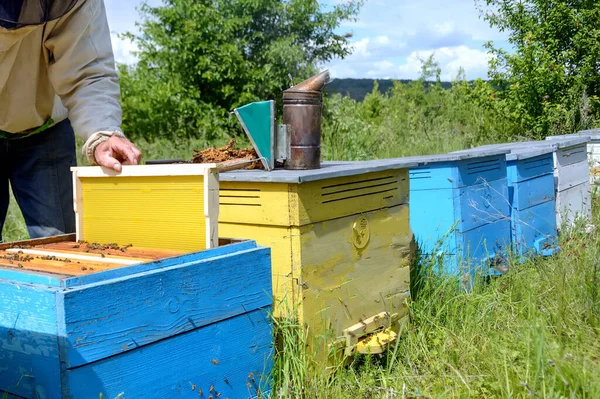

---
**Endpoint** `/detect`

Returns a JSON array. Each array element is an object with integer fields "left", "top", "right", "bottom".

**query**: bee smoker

[{"left": 281, "top": 70, "right": 330, "bottom": 170}]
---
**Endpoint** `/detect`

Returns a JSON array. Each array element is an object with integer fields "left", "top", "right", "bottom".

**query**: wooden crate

[
  {"left": 219, "top": 161, "right": 417, "bottom": 357},
  {"left": 0, "top": 235, "right": 272, "bottom": 399},
  {"left": 405, "top": 150, "right": 512, "bottom": 277},
  {"left": 71, "top": 164, "right": 219, "bottom": 252}
]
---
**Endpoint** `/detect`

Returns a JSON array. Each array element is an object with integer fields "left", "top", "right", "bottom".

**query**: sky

[{"left": 103, "top": 0, "right": 510, "bottom": 81}]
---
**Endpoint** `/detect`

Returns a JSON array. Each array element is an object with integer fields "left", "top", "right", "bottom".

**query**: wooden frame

[{"left": 71, "top": 164, "right": 220, "bottom": 250}]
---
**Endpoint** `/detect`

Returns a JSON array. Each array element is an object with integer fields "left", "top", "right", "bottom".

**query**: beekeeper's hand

[{"left": 94, "top": 135, "right": 142, "bottom": 172}]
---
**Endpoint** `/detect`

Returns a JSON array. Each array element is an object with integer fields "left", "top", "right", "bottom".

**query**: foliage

[
  {"left": 119, "top": 0, "right": 362, "bottom": 142},
  {"left": 321, "top": 57, "right": 520, "bottom": 161},
  {"left": 478, "top": 0, "right": 600, "bottom": 137}
]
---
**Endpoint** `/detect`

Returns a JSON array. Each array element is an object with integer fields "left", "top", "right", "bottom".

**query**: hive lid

[
  {"left": 452, "top": 142, "right": 555, "bottom": 161},
  {"left": 547, "top": 130, "right": 600, "bottom": 140},
  {"left": 220, "top": 159, "right": 418, "bottom": 183},
  {"left": 397, "top": 147, "right": 510, "bottom": 166},
  {"left": 233, "top": 100, "right": 276, "bottom": 171}
]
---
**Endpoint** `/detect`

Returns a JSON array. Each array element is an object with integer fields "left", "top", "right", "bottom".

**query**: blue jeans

[{"left": 0, "top": 119, "right": 77, "bottom": 241}]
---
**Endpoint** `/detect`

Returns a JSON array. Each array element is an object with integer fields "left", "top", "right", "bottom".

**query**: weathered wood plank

[
  {"left": 63, "top": 307, "right": 272, "bottom": 399},
  {"left": 0, "top": 234, "right": 75, "bottom": 251},
  {"left": 63, "top": 240, "right": 258, "bottom": 288},
  {"left": 0, "top": 284, "right": 61, "bottom": 398},
  {"left": 57, "top": 246, "right": 272, "bottom": 368},
  {"left": 556, "top": 160, "right": 589, "bottom": 191}
]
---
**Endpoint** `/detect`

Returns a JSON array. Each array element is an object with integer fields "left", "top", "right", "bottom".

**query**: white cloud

[
  {"left": 398, "top": 46, "right": 493, "bottom": 80},
  {"left": 110, "top": 33, "right": 139, "bottom": 65}
]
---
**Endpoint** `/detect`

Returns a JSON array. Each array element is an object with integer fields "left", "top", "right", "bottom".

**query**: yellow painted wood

[
  {"left": 219, "top": 169, "right": 409, "bottom": 227},
  {"left": 298, "top": 205, "right": 412, "bottom": 346},
  {"left": 81, "top": 176, "right": 207, "bottom": 252},
  {"left": 218, "top": 169, "right": 414, "bottom": 357},
  {"left": 218, "top": 222, "right": 299, "bottom": 317}
]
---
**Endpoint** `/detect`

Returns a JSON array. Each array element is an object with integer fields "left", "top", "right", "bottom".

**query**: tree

[
  {"left": 119, "top": 0, "right": 362, "bottom": 142},
  {"left": 478, "top": 0, "right": 600, "bottom": 136}
]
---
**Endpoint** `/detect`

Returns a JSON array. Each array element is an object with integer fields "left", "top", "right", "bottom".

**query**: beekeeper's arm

[{"left": 45, "top": 0, "right": 141, "bottom": 171}]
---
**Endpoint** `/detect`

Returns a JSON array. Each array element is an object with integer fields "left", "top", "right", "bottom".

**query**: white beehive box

[
  {"left": 543, "top": 137, "right": 592, "bottom": 230},
  {"left": 547, "top": 130, "right": 600, "bottom": 186}
]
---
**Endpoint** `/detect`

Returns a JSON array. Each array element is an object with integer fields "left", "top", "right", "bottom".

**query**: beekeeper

[{"left": 0, "top": 0, "right": 141, "bottom": 241}]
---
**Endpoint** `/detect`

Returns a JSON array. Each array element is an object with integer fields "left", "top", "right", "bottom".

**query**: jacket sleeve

[{"left": 44, "top": 0, "right": 124, "bottom": 144}]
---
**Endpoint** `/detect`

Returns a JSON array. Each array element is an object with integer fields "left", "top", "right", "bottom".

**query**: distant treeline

[{"left": 325, "top": 78, "right": 454, "bottom": 101}]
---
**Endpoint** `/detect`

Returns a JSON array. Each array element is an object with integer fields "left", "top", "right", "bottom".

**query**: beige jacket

[{"left": 0, "top": 0, "right": 124, "bottom": 163}]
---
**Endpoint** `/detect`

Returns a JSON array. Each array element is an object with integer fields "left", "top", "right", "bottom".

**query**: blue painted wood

[
  {"left": 410, "top": 154, "right": 511, "bottom": 277},
  {"left": 512, "top": 201, "right": 558, "bottom": 257},
  {"left": 504, "top": 153, "right": 559, "bottom": 257},
  {"left": 0, "top": 240, "right": 273, "bottom": 399},
  {"left": 0, "top": 269, "right": 64, "bottom": 287},
  {"left": 64, "top": 308, "right": 272, "bottom": 399},
  {"left": 510, "top": 173, "right": 555, "bottom": 211},
  {"left": 0, "top": 284, "right": 61, "bottom": 398},
  {"left": 64, "top": 240, "right": 259, "bottom": 288},
  {"left": 59, "top": 247, "right": 272, "bottom": 368},
  {"left": 455, "top": 178, "right": 509, "bottom": 231}
]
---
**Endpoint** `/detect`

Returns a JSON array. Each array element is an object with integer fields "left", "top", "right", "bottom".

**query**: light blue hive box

[
  {"left": 453, "top": 143, "right": 559, "bottom": 259},
  {"left": 398, "top": 149, "right": 513, "bottom": 278}
]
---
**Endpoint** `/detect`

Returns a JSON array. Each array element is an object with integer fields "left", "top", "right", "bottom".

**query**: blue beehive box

[
  {"left": 504, "top": 147, "right": 559, "bottom": 257},
  {"left": 400, "top": 149, "right": 512, "bottom": 277},
  {"left": 454, "top": 144, "right": 558, "bottom": 258},
  {"left": 0, "top": 235, "right": 273, "bottom": 399}
]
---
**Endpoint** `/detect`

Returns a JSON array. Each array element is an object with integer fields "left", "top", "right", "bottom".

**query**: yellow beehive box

[
  {"left": 71, "top": 164, "right": 219, "bottom": 252},
  {"left": 219, "top": 160, "right": 418, "bottom": 356}
]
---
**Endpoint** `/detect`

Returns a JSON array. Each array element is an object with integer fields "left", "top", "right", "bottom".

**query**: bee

[{"left": 211, "top": 359, "right": 219, "bottom": 365}]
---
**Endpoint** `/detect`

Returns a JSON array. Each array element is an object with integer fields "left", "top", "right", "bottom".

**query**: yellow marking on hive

[{"left": 81, "top": 176, "right": 207, "bottom": 252}]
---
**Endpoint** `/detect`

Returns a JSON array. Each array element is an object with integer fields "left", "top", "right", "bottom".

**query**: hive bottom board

[
  {"left": 512, "top": 200, "right": 558, "bottom": 257},
  {"left": 556, "top": 181, "right": 592, "bottom": 230}
]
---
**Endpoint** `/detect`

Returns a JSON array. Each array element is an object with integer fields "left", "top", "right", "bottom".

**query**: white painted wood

[
  {"left": 556, "top": 181, "right": 592, "bottom": 230},
  {"left": 4, "top": 248, "right": 143, "bottom": 265},
  {"left": 557, "top": 160, "right": 590, "bottom": 191},
  {"left": 72, "top": 170, "right": 84, "bottom": 242},
  {"left": 555, "top": 145, "right": 588, "bottom": 167},
  {"left": 70, "top": 164, "right": 218, "bottom": 178},
  {"left": 204, "top": 168, "right": 220, "bottom": 249}
]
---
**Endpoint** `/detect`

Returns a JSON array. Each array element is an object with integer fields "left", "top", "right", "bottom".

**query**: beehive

[
  {"left": 218, "top": 161, "right": 417, "bottom": 356},
  {"left": 541, "top": 137, "right": 591, "bottom": 230},
  {"left": 547, "top": 130, "right": 600, "bottom": 187},
  {"left": 452, "top": 144, "right": 559, "bottom": 258},
  {"left": 71, "top": 164, "right": 219, "bottom": 252},
  {"left": 455, "top": 137, "right": 591, "bottom": 232},
  {"left": 0, "top": 235, "right": 272, "bottom": 399},
  {"left": 404, "top": 150, "right": 512, "bottom": 277}
]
